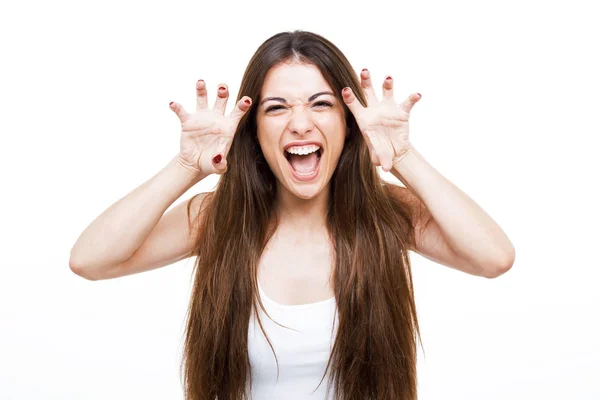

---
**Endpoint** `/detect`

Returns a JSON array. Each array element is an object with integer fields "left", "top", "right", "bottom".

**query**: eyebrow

[{"left": 259, "top": 91, "right": 335, "bottom": 106}]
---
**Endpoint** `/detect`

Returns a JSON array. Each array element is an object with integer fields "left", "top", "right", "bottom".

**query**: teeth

[{"left": 285, "top": 144, "right": 321, "bottom": 155}]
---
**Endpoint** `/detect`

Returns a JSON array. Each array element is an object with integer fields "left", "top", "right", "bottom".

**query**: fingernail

[
  {"left": 197, "top": 79, "right": 204, "bottom": 84},
  {"left": 386, "top": 76, "right": 392, "bottom": 80},
  {"left": 244, "top": 98, "right": 251, "bottom": 105},
  {"left": 219, "top": 86, "right": 226, "bottom": 91},
  {"left": 213, "top": 154, "right": 222, "bottom": 164},
  {"left": 362, "top": 68, "right": 368, "bottom": 72},
  {"left": 417, "top": 93, "right": 421, "bottom": 98},
  {"left": 342, "top": 87, "right": 350, "bottom": 94},
  {"left": 169, "top": 102, "right": 173, "bottom": 106}
]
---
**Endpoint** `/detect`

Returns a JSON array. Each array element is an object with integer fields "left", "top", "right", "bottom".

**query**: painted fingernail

[
  {"left": 219, "top": 86, "right": 226, "bottom": 91},
  {"left": 386, "top": 76, "right": 392, "bottom": 80},
  {"left": 244, "top": 98, "right": 251, "bottom": 105},
  {"left": 169, "top": 102, "right": 173, "bottom": 106},
  {"left": 362, "top": 68, "right": 368, "bottom": 72},
  {"left": 343, "top": 87, "right": 350, "bottom": 94},
  {"left": 213, "top": 154, "right": 222, "bottom": 164}
]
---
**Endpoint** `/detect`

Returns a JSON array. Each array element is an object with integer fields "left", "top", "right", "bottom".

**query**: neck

[{"left": 274, "top": 184, "right": 330, "bottom": 234}]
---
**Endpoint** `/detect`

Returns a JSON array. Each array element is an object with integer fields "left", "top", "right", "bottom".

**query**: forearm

[
  {"left": 69, "top": 154, "right": 207, "bottom": 269},
  {"left": 391, "top": 147, "right": 515, "bottom": 270}
]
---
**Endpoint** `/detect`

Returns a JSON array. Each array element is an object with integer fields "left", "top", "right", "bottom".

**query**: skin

[{"left": 256, "top": 62, "right": 346, "bottom": 235}]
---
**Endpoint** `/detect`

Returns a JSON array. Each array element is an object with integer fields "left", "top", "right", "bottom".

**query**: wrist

[
  {"left": 392, "top": 145, "right": 415, "bottom": 167},
  {"left": 172, "top": 155, "right": 207, "bottom": 183}
]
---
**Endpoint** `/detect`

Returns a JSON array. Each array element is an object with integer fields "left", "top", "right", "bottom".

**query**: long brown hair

[{"left": 181, "top": 30, "right": 424, "bottom": 400}]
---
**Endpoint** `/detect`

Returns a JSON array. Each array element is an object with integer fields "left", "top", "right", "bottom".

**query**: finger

[
  {"left": 382, "top": 75, "right": 395, "bottom": 101},
  {"left": 169, "top": 101, "right": 190, "bottom": 122},
  {"left": 360, "top": 68, "right": 378, "bottom": 106},
  {"left": 399, "top": 92, "right": 422, "bottom": 114},
  {"left": 196, "top": 79, "right": 209, "bottom": 112},
  {"left": 213, "top": 84, "right": 229, "bottom": 115},
  {"left": 228, "top": 96, "right": 253, "bottom": 126},
  {"left": 341, "top": 87, "right": 365, "bottom": 117}
]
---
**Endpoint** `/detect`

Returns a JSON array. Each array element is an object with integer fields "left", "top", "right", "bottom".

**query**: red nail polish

[
  {"left": 244, "top": 98, "right": 251, "bottom": 105},
  {"left": 169, "top": 102, "right": 173, "bottom": 106},
  {"left": 386, "top": 76, "right": 392, "bottom": 80},
  {"left": 213, "top": 154, "right": 222, "bottom": 164},
  {"left": 343, "top": 87, "right": 350, "bottom": 93},
  {"left": 219, "top": 86, "right": 226, "bottom": 91}
]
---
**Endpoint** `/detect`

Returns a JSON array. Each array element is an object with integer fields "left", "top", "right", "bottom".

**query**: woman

[{"left": 70, "top": 31, "right": 515, "bottom": 399}]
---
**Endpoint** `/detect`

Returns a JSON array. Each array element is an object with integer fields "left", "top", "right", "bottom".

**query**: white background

[{"left": 1, "top": 0, "right": 598, "bottom": 399}]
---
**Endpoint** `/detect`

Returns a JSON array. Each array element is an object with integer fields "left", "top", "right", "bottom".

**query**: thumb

[
  {"left": 216, "top": 158, "right": 228, "bottom": 174},
  {"left": 212, "top": 153, "right": 228, "bottom": 174},
  {"left": 212, "top": 136, "right": 233, "bottom": 174}
]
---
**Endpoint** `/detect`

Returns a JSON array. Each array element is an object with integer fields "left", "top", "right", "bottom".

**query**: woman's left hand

[{"left": 342, "top": 69, "right": 421, "bottom": 172}]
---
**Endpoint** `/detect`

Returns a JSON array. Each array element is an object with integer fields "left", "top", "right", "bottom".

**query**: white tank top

[{"left": 247, "top": 280, "right": 339, "bottom": 399}]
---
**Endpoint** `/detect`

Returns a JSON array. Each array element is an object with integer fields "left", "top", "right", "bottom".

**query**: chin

[{"left": 286, "top": 182, "right": 325, "bottom": 200}]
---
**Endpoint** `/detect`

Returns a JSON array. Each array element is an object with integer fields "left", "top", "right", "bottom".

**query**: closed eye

[
  {"left": 313, "top": 101, "right": 333, "bottom": 108},
  {"left": 265, "top": 105, "right": 285, "bottom": 112},
  {"left": 265, "top": 101, "right": 333, "bottom": 113}
]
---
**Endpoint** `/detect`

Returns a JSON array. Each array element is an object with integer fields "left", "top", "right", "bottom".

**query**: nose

[{"left": 287, "top": 106, "right": 314, "bottom": 135}]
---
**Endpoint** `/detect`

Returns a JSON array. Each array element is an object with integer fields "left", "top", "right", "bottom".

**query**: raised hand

[
  {"left": 170, "top": 80, "right": 252, "bottom": 176},
  {"left": 342, "top": 69, "right": 421, "bottom": 172}
]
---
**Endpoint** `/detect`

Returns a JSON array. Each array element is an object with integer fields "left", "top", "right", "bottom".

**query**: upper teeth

[{"left": 285, "top": 145, "right": 321, "bottom": 155}]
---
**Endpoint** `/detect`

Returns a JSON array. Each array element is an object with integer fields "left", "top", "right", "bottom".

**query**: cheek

[
  {"left": 257, "top": 117, "right": 285, "bottom": 139},
  {"left": 256, "top": 124, "right": 283, "bottom": 163},
  {"left": 313, "top": 113, "right": 346, "bottom": 143}
]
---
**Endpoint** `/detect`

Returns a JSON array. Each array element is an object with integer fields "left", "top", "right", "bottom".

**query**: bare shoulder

[
  {"left": 186, "top": 191, "right": 214, "bottom": 232},
  {"left": 386, "top": 183, "right": 434, "bottom": 252},
  {"left": 386, "top": 184, "right": 431, "bottom": 224}
]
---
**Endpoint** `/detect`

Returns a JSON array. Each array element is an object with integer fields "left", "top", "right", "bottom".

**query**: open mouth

[{"left": 284, "top": 147, "right": 323, "bottom": 181}]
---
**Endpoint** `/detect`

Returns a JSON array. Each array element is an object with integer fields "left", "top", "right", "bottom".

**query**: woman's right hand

[{"left": 170, "top": 80, "right": 252, "bottom": 176}]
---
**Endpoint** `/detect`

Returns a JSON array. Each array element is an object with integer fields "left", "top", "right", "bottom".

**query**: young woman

[{"left": 70, "top": 30, "right": 515, "bottom": 400}]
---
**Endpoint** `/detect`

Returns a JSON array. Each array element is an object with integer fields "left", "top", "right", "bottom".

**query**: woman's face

[{"left": 256, "top": 62, "right": 346, "bottom": 200}]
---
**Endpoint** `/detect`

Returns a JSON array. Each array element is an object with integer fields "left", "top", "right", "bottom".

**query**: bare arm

[
  {"left": 69, "top": 154, "right": 208, "bottom": 280},
  {"left": 391, "top": 148, "right": 515, "bottom": 278},
  {"left": 69, "top": 79, "right": 253, "bottom": 280}
]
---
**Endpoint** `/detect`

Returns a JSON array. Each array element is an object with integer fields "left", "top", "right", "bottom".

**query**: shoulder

[
  {"left": 384, "top": 182, "right": 422, "bottom": 215},
  {"left": 185, "top": 192, "right": 215, "bottom": 228},
  {"left": 384, "top": 182, "right": 434, "bottom": 252},
  {"left": 385, "top": 183, "right": 426, "bottom": 214},
  {"left": 188, "top": 191, "right": 214, "bottom": 212}
]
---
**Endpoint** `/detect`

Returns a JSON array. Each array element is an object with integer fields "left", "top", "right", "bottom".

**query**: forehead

[{"left": 261, "top": 62, "right": 332, "bottom": 99}]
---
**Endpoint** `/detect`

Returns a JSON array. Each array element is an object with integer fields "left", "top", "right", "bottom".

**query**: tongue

[{"left": 289, "top": 152, "right": 319, "bottom": 173}]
